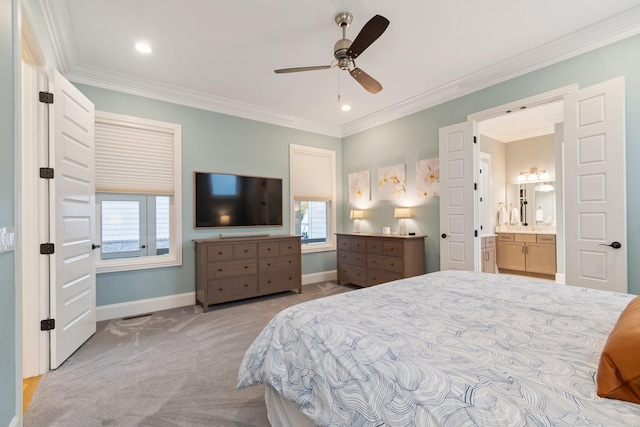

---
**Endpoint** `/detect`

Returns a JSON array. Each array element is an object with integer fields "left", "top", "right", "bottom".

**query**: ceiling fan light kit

[{"left": 274, "top": 12, "right": 389, "bottom": 94}]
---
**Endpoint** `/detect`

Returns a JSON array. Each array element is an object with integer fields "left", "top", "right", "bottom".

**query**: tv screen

[{"left": 194, "top": 172, "right": 283, "bottom": 228}]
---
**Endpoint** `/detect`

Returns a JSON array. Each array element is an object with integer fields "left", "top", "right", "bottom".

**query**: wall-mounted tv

[{"left": 194, "top": 172, "right": 283, "bottom": 228}]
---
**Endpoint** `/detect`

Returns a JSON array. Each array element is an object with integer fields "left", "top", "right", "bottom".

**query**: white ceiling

[
  {"left": 39, "top": 1, "right": 640, "bottom": 137},
  {"left": 479, "top": 101, "right": 564, "bottom": 143}
]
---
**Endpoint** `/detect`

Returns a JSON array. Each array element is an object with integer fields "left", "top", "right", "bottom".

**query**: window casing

[
  {"left": 94, "top": 111, "right": 182, "bottom": 273},
  {"left": 290, "top": 144, "right": 336, "bottom": 253}
]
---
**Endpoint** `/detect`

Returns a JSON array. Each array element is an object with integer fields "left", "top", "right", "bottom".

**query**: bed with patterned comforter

[{"left": 237, "top": 270, "right": 640, "bottom": 426}]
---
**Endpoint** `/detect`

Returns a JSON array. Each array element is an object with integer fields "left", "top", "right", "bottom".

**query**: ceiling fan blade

[
  {"left": 350, "top": 68, "right": 383, "bottom": 94},
  {"left": 347, "top": 15, "right": 390, "bottom": 59},
  {"left": 274, "top": 65, "right": 331, "bottom": 74}
]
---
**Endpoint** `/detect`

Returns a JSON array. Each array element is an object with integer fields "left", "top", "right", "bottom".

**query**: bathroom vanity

[{"left": 496, "top": 230, "right": 556, "bottom": 278}]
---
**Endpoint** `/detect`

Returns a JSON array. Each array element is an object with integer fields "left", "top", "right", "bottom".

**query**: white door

[
  {"left": 564, "top": 76, "right": 627, "bottom": 293},
  {"left": 439, "top": 121, "right": 478, "bottom": 271},
  {"left": 49, "top": 70, "right": 97, "bottom": 368}
]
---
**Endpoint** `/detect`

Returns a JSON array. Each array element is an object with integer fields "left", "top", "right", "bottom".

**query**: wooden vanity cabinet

[
  {"left": 496, "top": 233, "right": 556, "bottom": 277},
  {"left": 481, "top": 236, "right": 496, "bottom": 273}
]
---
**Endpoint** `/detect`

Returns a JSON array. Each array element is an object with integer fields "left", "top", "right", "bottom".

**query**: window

[
  {"left": 290, "top": 144, "right": 336, "bottom": 252},
  {"left": 95, "top": 111, "right": 182, "bottom": 273}
]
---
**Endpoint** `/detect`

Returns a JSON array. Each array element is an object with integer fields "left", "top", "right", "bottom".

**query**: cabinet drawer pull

[
  {"left": 218, "top": 251, "right": 223, "bottom": 255},
  {"left": 288, "top": 260, "right": 292, "bottom": 264},
  {"left": 218, "top": 288, "right": 223, "bottom": 291},
  {"left": 244, "top": 284, "right": 248, "bottom": 287},
  {"left": 244, "top": 265, "right": 249, "bottom": 269},
  {"left": 267, "top": 263, "right": 271, "bottom": 266},
  {"left": 244, "top": 249, "right": 248, "bottom": 253},
  {"left": 218, "top": 268, "right": 223, "bottom": 272}
]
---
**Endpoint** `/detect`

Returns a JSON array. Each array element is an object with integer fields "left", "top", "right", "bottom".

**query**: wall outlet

[{"left": 0, "top": 227, "right": 15, "bottom": 253}]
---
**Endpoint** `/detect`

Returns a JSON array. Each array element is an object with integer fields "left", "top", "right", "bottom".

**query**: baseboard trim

[
  {"left": 96, "top": 292, "right": 195, "bottom": 322},
  {"left": 302, "top": 270, "right": 337, "bottom": 286},
  {"left": 556, "top": 273, "right": 566, "bottom": 284},
  {"left": 96, "top": 270, "right": 338, "bottom": 321}
]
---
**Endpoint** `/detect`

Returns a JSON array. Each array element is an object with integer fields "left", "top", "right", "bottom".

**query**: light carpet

[{"left": 24, "top": 281, "right": 356, "bottom": 427}]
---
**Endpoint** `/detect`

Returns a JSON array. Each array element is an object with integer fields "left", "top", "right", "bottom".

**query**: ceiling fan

[{"left": 274, "top": 12, "right": 390, "bottom": 94}]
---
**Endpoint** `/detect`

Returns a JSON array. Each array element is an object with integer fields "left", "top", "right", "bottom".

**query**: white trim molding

[
  {"left": 41, "top": 3, "right": 640, "bottom": 138},
  {"left": 96, "top": 292, "right": 196, "bottom": 322},
  {"left": 302, "top": 270, "right": 337, "bottom": 286}
]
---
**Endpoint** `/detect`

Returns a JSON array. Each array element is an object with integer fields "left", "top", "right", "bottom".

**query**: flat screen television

[{"left": 194, "top": 172, "right": 283, "bottom": 228}]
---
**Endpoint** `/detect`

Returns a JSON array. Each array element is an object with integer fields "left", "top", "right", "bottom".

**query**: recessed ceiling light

[
  {"left": 341, "top": 104, "right": 351, "bottom": 111},
  {"left": 135, "top": 42, "right": 152, "bottom": 54}
]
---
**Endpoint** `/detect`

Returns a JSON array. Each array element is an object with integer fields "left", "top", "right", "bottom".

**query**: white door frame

[
  {"left": 20, "top": 2, "right": 51, "bottom": 378},
  {"left": 466, "top": 85, "right": 577, "bottom": 278}
]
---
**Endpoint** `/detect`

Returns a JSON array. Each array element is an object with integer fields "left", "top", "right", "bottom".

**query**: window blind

[
  {"left": 290, "top": 144, "right": 335, "bottom": 201},
  {"left": 95, "top": 113, "right": 176, "bottom": 195}
]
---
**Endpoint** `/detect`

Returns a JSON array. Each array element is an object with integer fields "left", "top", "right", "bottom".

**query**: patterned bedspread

[{"left": 237, "top": 270, "right": 640, "bottom": 426}]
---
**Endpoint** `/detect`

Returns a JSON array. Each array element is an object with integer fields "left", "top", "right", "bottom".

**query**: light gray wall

[
  {"left": 505, "top": 134, "right": 555, "bottom": 184},
  {"left": 342, "top": 33, "right": 640, "bottom": 295},
  {"left": 74, "top": 84, "right": 342, "bottom": 306},
  {"left": 0, "top": 0, "right": 17, "bottom": 424}
]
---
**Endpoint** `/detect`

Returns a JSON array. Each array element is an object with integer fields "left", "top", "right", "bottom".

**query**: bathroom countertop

[{"left": 494, "top": 226, "right": 556, "bottom": 235}]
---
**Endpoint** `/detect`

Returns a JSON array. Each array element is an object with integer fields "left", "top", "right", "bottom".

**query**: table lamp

[
  {"left": 350, "top": 209, "right": 364, "bottom": 233},
  {"left": 394, "top": 208, "right": 411, "bottom": 235}
]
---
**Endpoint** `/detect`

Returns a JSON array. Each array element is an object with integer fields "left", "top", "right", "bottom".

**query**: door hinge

[
  {"left": 475, "top": 230, "right": 478, "bottom": 237},
  {"left": 473, "top": 136, "right": 477, "bottom": 144},
  {"left": 40, "top": 243, "right": 55, "bottom": 255},
  {"left": 40, "top": 319, "right": 56, "bottom": 331},
  {"left": 39, "top": 91, "right": 54, "bottom": 104},
  {"left": 39, "top": 167, "right": 54, "bottom": 179},
  {"left": 474, "top": 182, "right": 477, "bottom": 190}
]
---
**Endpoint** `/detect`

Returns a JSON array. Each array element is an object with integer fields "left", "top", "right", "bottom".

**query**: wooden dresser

[
  {"left": 194, "top": 235, "right": 301, "bottom": 312},
  {"left": 336, "top": 233, "right": 426, "bottom": 287}
]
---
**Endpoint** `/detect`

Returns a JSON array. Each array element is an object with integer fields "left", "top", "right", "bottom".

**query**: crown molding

[
  {"left": 66, "top": 64, "right": 342, "bottom": 137},
  {"left": 341, "top": 6, "right": 640, "bottom": 137},
  {"left": 43, "top": 2, "right": 640, "bottom": 139}
]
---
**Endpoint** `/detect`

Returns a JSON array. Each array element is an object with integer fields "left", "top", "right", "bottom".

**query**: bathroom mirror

[{"left": 506, "top": 182, "right": 555, "bottom": 226}]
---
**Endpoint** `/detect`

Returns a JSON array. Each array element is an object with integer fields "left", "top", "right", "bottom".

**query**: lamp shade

[
  {"left": 394, "top": 208, "right": 411, "bottom": 219},
  {"left": 350, "top": 209, "right": 364, "bottom": 219}
]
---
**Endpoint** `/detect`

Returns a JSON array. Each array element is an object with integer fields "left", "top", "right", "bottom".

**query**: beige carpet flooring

[{"left": 24, "top": 281, "right": 356, "bottom": 427}]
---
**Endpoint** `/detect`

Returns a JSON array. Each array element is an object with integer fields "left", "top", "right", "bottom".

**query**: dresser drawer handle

[
  {"left": 244, "top": 284, "right": 248, "bottom": 287},
  {"left": 267, "top": 263, "right": 271, "bottom": 267},
  {"left": 390, "top": 263, "right": 395, "bottom": 266},
  {"left": 218, "top": 251, "right": 223, "bottom": 255},
  {"left": 218, "top": 268, "right": 223, "bottom": 272},
  {"left": 268, "top": 280, "right": 272, "bottom": 284},
  {"left": 244, "top": 266, "right": 249, "bottom": 269},
  {"left": 218, "top": 288, "right": 223, "bottom": 291},
  {"left": 244, "top": 249, "right": 248, "bottom": 253},
  {"left": 288, "top": 260, "right": 292, "bottom": 264}
]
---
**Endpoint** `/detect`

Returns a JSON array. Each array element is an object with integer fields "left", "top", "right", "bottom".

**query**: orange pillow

[{"left": 597, "top": 296, "right": 640, "bottom": 404}]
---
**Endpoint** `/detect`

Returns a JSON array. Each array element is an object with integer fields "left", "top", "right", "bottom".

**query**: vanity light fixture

[{"left": 517, "top": 167, "right": 551, "bottom": 183}]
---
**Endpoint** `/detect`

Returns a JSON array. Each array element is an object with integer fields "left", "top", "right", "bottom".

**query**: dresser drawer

[
  {"left": 383, "top": 241, "right": 403, "bottom": 257},
  {"left": 337, "top": 250, "right": 366, "bottom": 266},
  {"left": 259, "top": 271, "right": 300, "bottom": 293},
  {"left": 233, "top": 243, "right": 257, "bottom": 259},
  {"left": 207, "top": 244, "right": 234, "bottom": 262},
  {"left": 515, "top": 233, "right": 536, "bottom": 243},
  {"left": 367, "top": 268, "right": 402, "bottom": 286},
  {"left": 279, "top": 240, "right": 300, "bottom": 255},
  {"left": 337, "top": 236, "right": 366, "bottom": 253},
  {"left": 259, "top": 255, "right": 299, "bottom": 273},
  {"left": 207, "top": 259, "right": 257, "bottom": 278},
  {"left": 258, "top": 242, "right": 281, "bottom": 257},
  {"left": 366, "top": 239, "right": 385, "bottom": 255},
  {"left": 208, "top": 276, "right": 258, "bottom": 302},
  {"left": 337, "top": 263, "right": 367, "bottom": 286},
  {"left": 367, "top": 254, "right": 404, "bottom": 273}
]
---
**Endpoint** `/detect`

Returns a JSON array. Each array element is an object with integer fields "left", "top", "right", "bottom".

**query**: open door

[
  {"left": 439, "top": 121, "right": 478, "bottom": 271},
  {"left": 564, "top": 76, "right": 627, "bottom": 293},
  {"left": 49, "top": 70, "right": 97, "bottom": 368}
]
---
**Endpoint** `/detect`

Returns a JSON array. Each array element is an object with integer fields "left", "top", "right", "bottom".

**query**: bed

[{"left": 237, "top": 270, "right": 640, "bottom": 426}]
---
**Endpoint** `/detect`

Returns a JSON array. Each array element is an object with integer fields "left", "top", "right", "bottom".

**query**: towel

[
  {"left": 510, "top": 205, "right": 520, "bottom": 224},
  {"left": 498, "top": 203, "right": 508, "bottom": 225}
]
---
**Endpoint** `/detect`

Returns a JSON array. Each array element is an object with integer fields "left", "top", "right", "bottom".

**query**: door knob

[
  {"left": 91, "top": 244, "right": 101, "bottom": 250},
  {"left": 599, "top": 241, "right": 622, "bottom": 249},
  {"left": 441, "top": 233, "right": 447, "bottom": 238}
]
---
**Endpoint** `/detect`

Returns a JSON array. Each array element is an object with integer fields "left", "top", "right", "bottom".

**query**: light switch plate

[{"left": 0, "top": 227, "right": 15, "bottom": 253}]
